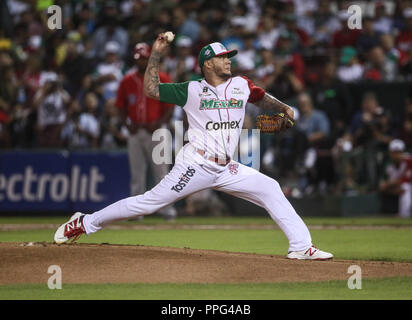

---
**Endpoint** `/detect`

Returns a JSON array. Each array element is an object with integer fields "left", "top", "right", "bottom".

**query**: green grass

[
  {"left": 2, "top": 216, "right": 412, "bottom": 300},
  {"left": 1, "top": 215, "right": 412, "bottom": 226},
  {"left": 1, "top": 277, "right": 412, "bottom": 300},
  {"left": 1, "top": 228, "right": 412, "bottom": 262}
]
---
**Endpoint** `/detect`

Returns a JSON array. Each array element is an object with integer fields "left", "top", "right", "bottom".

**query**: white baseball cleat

[
  {"left": 287, "top": 245, "right": 333, "bottom": 260},
  {"left": 54, "top": 212, "right": 86, "bottom": 244}
]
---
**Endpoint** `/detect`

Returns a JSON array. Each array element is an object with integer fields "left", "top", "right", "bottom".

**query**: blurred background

[{"left": 0, "top": 0, "right": 412, "bottom": 218}]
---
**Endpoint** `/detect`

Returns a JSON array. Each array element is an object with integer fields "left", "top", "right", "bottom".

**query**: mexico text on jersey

[{"left": 200, "top": 98, "right": 243, "bottom": 110}]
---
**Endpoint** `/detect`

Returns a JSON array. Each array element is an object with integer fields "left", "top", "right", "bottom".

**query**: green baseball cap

[{"left": 198, "top": 42, "right": 238, "bottom": 68}]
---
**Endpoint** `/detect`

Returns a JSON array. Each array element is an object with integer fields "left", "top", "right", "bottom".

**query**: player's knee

[
  {"left": 256, "top": 179, "right": 280, "bottom": 199},
  {"left": 264, "top": 178, "right": 281, "bottom": 193}
]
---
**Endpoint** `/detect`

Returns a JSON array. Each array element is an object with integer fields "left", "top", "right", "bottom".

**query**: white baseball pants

[{"left": 83, "top": 144, "right": 312, "bottom": 252}]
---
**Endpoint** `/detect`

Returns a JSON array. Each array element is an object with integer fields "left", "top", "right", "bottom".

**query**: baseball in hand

[{"left": 164, "top": 31, "right": 175, "bottom": 43}]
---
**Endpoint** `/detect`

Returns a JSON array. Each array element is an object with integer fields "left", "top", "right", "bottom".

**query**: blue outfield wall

[{"left": 0, "top": 150, "right": 130, "bottom": 213}]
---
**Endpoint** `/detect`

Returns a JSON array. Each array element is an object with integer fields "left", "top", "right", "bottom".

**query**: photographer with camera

[
  {"left": 348, "top": 92, "right": 394, "bottom": 190},
  {"left": 33, "top": 72, "right": 70, "bottom": 148}
]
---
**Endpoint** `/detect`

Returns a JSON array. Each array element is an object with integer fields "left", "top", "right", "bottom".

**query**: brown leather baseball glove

[{"left": 256, "top": 113, "right": 295, "bottom": 133}]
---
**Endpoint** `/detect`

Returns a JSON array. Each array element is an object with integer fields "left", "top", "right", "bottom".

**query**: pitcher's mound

[{"left": 1, "top": 242, "right": 412, "bottom": 285}]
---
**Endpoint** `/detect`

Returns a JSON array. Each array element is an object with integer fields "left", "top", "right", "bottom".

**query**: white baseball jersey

[{"left": 159, "top": 76, "right": 265, "bottom": 159}]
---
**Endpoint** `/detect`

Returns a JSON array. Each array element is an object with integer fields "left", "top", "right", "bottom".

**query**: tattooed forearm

[
  {"left": 255, "top": 93, "right": 291, "bottom": 113},
  {"left": 143, "top": 52, "right": 161, "bottom": 100}
]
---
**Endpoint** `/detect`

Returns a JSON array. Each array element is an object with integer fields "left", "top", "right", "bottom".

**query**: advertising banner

[{"left": 0, "top": 151, "right": 130, "bottom": 213}]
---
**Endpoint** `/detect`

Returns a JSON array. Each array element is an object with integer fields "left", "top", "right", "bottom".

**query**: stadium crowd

[{"left": 1, "top": 0, "right": 412, "bottom": 199}]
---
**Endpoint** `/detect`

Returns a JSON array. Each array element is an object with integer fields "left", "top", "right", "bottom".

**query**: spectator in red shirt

[
  {"left": 396, "top": 9, "right": 412, "bottom": 52},
  {"left": 331, "top": 13, "right": 361, "bottom": 50},
  {"left": 115, "top": 42, "right": 177, "bottom": 220}
]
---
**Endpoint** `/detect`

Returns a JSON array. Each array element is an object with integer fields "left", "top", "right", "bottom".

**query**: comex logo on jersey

[
  {"left": 171, "top": 166, "right": 196, "bottom": 193},
  {"left": 206, "top": 120, "right": 241, "bottom": 131}
]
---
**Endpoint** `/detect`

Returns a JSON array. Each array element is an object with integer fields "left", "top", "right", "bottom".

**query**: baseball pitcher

[{"left": 55, "top": 33, "right": 333, "bottom": 260}]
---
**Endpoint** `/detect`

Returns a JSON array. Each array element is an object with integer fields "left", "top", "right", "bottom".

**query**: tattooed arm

[
  {"left": 143, "top": 33, "right": 170, "bottom": 100},
  {"left": 255, "top": 92, "right": 295, "bottom": 119},
  {"left": 143, "top": 52, "right": 161, "bottom": 100}
]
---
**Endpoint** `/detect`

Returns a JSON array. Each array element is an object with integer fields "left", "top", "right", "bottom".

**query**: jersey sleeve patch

[
  {"left": 241, "top": 76, "right": 265, "bottom": 103},
  {"left": 159, "top": 81, "right": 190, "bottom": 107}
]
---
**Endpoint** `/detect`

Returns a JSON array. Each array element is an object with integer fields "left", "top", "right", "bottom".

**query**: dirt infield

[{"left": 1, "top": 242, "right": 412, "bottom": 285}]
